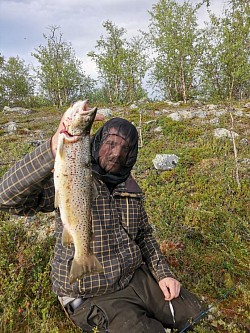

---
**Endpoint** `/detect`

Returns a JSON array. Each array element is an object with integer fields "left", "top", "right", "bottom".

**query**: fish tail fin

[{"left": 69, "top": 254, "right": 103, "bottom": 284}]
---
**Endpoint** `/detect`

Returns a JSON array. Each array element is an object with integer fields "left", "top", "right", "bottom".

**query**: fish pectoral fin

[
  {"left": 69, "top": 254, "right": 103, "bottom": 284},
  {"left": 62, "top": 227, "right": 73, "bottom": 245},
  {"left": 57, "top": 135, "right": 65, "bottom": 157}
]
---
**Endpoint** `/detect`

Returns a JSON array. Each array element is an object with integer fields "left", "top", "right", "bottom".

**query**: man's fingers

[
  {"left": 168, "top": 280, "right": 181, "bottom": 299},
  {"left": 159, "top": 280, "right": 171, "bottom": 300},
  {"left": 164, "top": 289, "right": 171, "bottom": 300},
  {"left": 95, "top": 113, "right": 105, "bottom": 121},
  {"left": 77, "top": 100, "right": 104, "bottom": 122},
  {"left": 159, "top": 277, "right": 181, "bottom": 301},
  {"left": 159, "top": 283, "right": 171, "bottom": 299}
]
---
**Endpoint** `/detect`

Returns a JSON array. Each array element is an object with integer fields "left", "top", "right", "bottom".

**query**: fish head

[{"left": 64, "top": 100, "right": 97, "bottom": 136}]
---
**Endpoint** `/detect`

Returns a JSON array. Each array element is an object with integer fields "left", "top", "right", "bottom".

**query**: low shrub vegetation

[{"left": 0, "top": 102, "right": 249, "bottom": 332}]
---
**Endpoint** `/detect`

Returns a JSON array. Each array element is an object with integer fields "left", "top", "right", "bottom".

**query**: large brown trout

[{"left": 54, "top": 100, "right": 103, "bottom": 284}]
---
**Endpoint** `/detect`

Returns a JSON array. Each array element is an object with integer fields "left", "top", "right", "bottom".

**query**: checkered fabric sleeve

[
  {"left": 0, "top": 140, "right": 55, "bottom": 216},
  {"left": 136, "top": 203, "right": 175, "bottom": 281}
]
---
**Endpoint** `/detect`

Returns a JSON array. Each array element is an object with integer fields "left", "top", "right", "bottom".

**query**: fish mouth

[
  {"left": 59, "top": 101, "right": 98, "bottom": 138},
  {"left": 60, "top": 126, "right": 77, "bottom": 138},
  {"left": 60, "top": 125, "right": 83, "bottom": 140}
]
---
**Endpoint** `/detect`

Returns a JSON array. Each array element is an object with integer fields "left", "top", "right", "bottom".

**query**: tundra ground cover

[{"left": 0, "top": 102, "right": 249, "bottom": 332}]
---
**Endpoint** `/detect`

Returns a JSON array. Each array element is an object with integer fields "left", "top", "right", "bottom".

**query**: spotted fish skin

[{"left": 54, "top": 100, "right": 103, "bottom": 284}]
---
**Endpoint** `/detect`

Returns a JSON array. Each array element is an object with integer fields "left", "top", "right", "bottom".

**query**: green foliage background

[
  {"left": 1, "top": 0, "right": 250, "bottom": 108},
  {"left": 0, "top": 102, "right": 249, "bottom": 332}
]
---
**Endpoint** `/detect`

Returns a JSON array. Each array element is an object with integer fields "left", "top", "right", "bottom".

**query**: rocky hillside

[{"left": 0, "top": 101, "right": 249, "bottom": 333}]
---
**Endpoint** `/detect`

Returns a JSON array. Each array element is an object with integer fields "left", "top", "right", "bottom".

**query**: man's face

[{"left": 98, "top": 129, "right": 129, "bottom": 174}]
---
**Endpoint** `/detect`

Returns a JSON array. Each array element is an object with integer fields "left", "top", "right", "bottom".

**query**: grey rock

[
  {"left": 152, "top": 154, "right": 179, "bottom": 170},
  {"left": 167, "top": 110, "right": 203, "bottom": 121},
  {"left": 233, "top": 110, "right": 244, "bottom": 117},
  {"left": 240, "top": 158, "right": 250, "bottom": 165},
  {"left": 240, "top": 138, "right": 248, "bottom": 145},
  {"left": 2, "top": 121, "right": 18, "bottom": 133},
  {"left": 155, "top": 111, "right": 163, "bottom": 116},
  {"left": 192, "top": 110, "right": 208, "bottom": 118},
  {"left": 214, "top": 128, "right": 239, "bottom": 139},
  {"left": 167, "top": 112, "right": 182, "bottom": 121},
  {"left": 3, "top": 106, "right": 33, "bottom": 115},
  {"left": 206, "top": 104, "right": 218, "bottom": 111},
  {"left": 161, "top": 109, "right": 172, "bottom": 114},
  {"left": 97, "top": 108, "right": 113, "bottom": 117},
  {"left": 130, "top": 103, "right": 138, "bottom": 110},
  {"left": 209, "top": 117, "right": 220, "bottom": 125},
  {"left": 215, "top": 110, "right": 227, "bottom": 117},
  {"left": 165, "top": 100, "right": 182, "bottom": 107},
  {"left": 154, "top": 126, "right": 163, "bottom": 133}
]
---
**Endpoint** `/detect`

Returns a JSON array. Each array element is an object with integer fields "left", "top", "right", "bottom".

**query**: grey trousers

[{"left": 65, "top": 265, "right": 203, "bottom": 333}]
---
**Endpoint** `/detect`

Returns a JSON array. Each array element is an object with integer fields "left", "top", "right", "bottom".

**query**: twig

[
  {"left": 138, "top": 109, "right": 143, "bottom": 148},
  {"left": 228, "top": 107, "right": 241, "bottom": 189}
]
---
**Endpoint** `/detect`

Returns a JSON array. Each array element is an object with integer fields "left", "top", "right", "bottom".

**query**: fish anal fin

[
  {"left": 62, "top": 227, "right": 73, "bottom": 246},
  {"left": 69, "top": 254, "right": 103, "bottom": 284}
]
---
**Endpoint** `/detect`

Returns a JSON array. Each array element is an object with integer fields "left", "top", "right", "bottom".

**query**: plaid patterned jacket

[{"left": 0, "top": 140, "right": 174, "bottom": 298}]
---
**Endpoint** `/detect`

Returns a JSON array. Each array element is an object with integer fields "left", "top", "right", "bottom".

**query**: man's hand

[
  {"left": 51, "top": 100, "right": 104, "bottom": 157},
  {"left": 159, "top": 277, "right": 181, "bottom": 301}
]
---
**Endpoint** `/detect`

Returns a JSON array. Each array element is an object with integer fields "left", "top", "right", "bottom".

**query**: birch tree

[
  {"left": 0, "top": 56, "right": 34, "bottom": 107},
  {"left": 148, "top": 0, "right": 207, "bottom": 102},
  {"left": 32, "top": 26, "right": 94, "bottom": 107},
  {"left": 88, "top": 20, "right": 148, "bottom": 104},
  {"left": 199, "top": 0, "right": 250, "bottom": 101}
]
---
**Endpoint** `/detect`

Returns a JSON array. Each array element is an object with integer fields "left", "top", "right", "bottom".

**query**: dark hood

[{"left": 91, "top": 117, "right": 138, "bottom": 185}]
